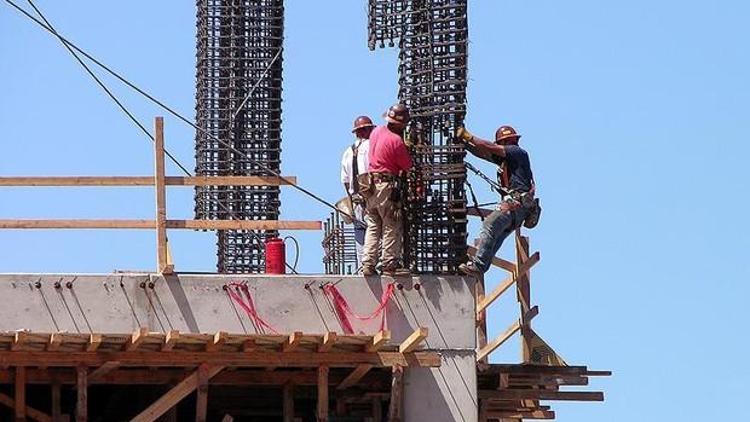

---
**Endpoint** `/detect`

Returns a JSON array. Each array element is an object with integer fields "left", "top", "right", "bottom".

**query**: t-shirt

[
  {"left": 367, "top": 126, "right": 412, "bottom": 175},
  {"left": 340, "top": 138, "right": 370, "bottom": 195},
  {"left": 491, "top": 145, "right": 534, "bottom": 193}
]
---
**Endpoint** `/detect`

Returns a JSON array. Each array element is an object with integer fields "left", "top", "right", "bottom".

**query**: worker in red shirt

[{"left": 360, "top": 104, "right": 413, "bottom": 276}]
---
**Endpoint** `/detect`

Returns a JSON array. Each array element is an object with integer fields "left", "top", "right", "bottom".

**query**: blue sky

[{"left": 1, "top": 1, "right": 748, "bottom": 421}]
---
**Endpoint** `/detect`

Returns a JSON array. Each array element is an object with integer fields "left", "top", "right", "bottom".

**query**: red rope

[
  {"left": 226, "top": 282, "right": 278, "bottom": 334},
  {"left": 323, "top": 283, "right": 395, "bottom": 334}
]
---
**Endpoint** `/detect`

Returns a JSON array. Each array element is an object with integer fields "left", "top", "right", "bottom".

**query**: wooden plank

[
  {"left": 51, "top": 380, "right": 61, "bottom": 422},
  {"left": 195, "top": 365, "right": 209, "bottom": 422},
  {"left": 86, "top": 335, "right": 101, "bottom": 352},
  {"left": 371, "top": 397, "right": 382, "bottom": 422},
  {"left": 337, "top": 364, "right": 373, "bottom": 390},
  {"left": 387, "top": 365, "right": 404, "bottom": 422},
  {"left": 126, "top": 328, "right": 149, "bottom": 352},
  {"left": 206, "top": 331, "right": 228, "bottom": 352},
  {"left": 399, "top": 328, "right": 428, "bottom": 353},
  {"left": 366, "top": 330, "right": 391, "bottom": 353},
  {"left": 0, "top": 351, "right": 441, "bottom": 368},
  {"left": 479, "top": 390, "right": 604, "bottom": 401},
  {"left": 0, "top": 392, "right": 52, "bottom": 422},
  {"left": 283, "top": 332, "right": 303, "bottom": 353},
  {"left": 0, "top": 175, "right": 297, "bottom": 187},
  {"left": 12, "top": 331, "right": 27, "bottom": 351},
  {"left": 242, "top": 339, "right": 256, "bottom": 353},
  {"left": 131, "top": 365, "right": 224, "bottom": 422},
  {"left": 15, "top": 367, "right": 25, "bottom": 421},
  {"left": 87, "top": 362, "right": 120, "bottom": 383},
  {"left": 154, "top": 117, "right": 172, "bottom": 275},
  {"left": 48, "top": 334, "right": 62, "bottom": 352},
  {"left": 484, "top": 410, "right": 555, "bottom": 420},
  {"left": 477, "top": 321, "right": 521, "bottom": 362},
  {"left": 162, "top": 330, "right": 179, "bottom": 352},
  {"left": 477, "top": 252, "right": 540, "bottom": 314},
  {"left": 318, "top": 332, "right": 337, "bottom": 353},
  {"left": 317, "top": 366, "right": 329, "bottom": 422},
  {"left": 467, "top": 245, "right": 516, "bottom": 273},
  {"left": 0, "top": 219, "right": 321, "bottom": 230},
  {"left": 515, "top": 233, "right": 533, "bottom": 363},
  {"left": 76, "top": 366, "right": 87, "bottom": 422},
  {"left": 283, "top": 382, "right": 294, "bottom": 422}
]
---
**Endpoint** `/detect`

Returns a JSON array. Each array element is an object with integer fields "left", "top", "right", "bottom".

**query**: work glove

[{"left": 456, "top": 126, "right": 475, "bottom": 143}]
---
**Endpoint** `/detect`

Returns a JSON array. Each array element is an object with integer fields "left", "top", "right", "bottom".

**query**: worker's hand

[{"left": 456, "top": 127, "right": 474, "bottom": 143}]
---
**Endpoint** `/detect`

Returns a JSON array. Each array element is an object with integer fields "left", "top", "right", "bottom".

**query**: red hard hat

[
  {"left": 495, "top": 125, "right": 521, "bottom": 142},
  {"left": 384, "top": 104, "right": 410, "bottom": 126},
  {"left": 351, "top": 115, "right": 376, "bottom": 133}
]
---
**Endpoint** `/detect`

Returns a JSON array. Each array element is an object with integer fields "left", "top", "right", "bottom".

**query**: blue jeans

[{"left": 473, "top": 207, "right": 530, "bottom": 273}]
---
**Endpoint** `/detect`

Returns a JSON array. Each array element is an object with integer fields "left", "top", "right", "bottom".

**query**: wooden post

[
  {"left": 475, "top": 274, "right": 488, "bottom": 365},
  {"left": 154, "top": 116, "right": 172, "bottom": 275},
  {"left": 283, "top": 382, "right": 294, "bottom": 422},
  {"left": 52, "top": 379, "right": 62, "bottom": 422},
  {"left": 195, "top": 365, "right": 209, "bottom": 422},
  {"left": 316, "top": 366, "right": 329, "bottom": 422},
  {"left": 515, "top": 231, "right": 532, "bottom": 362},
  {"left": 15, "top": 367, "right": 25, "bottom": 422},
  {"left": 76, "top": 366, "right": 87, "bottom": 422},
  {"left": 387, "top": 365, "right": 404, "bottom": 422},
  {"left": 372, "top": 397, "right": 382, "bottom": 422}
]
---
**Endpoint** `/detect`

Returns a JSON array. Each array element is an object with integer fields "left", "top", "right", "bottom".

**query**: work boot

[
  {"left": 458, "top": 261, "right": 483, "bottom": 278},
  {"left": 382, "top": 266, "right": 411, "bottom": 277},
  {"left": 361, "top": 266, "right": 377, "bottom": 276}
]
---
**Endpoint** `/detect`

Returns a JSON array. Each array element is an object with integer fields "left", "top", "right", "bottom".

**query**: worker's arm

[
  {"left": 456, "top": 127, "right": 506, "bottom": 161},
  {"left": 394, "top": 139, "right": 413, "bottom": 172}
]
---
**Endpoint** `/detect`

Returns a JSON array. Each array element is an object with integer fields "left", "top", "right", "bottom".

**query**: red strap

[
  {"left": 323, "top": 283, "right": 395, "bottom": 334},
  {"left": 226, "top": 282, "right": 278, "bottom": 334}
]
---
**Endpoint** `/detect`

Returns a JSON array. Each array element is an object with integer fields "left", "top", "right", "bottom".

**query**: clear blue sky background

[{"left": 1, "top": 1, "right": 748, "bottom": 421}]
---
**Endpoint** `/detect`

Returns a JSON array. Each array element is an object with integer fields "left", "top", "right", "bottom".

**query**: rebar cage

[
  {"left": 195, "top": 0, "right": 285, "bottom": 273},
  {"left": 322, "top": 213, "right": 359, "bottom": 275},
  {"left": 368, "top": 0, "right": 469, "bottom": 274}
]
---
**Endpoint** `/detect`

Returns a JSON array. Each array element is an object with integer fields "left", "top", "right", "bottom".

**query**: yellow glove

[{"left": 456, "top": 126, "right": 475, "bottom": 143}]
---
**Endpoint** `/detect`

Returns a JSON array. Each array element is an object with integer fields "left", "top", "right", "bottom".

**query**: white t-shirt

[{"left": 340, "top": 138, "right": 370, "bottom": 195}]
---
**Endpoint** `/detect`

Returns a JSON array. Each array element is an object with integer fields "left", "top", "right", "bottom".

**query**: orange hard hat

[
  {"left": 384, "top": 104, "right": 410, "bottom": 126},
  {"left": 351, "top": 115, "right": 376, "bottom": 133},
  {"left": 495, "top": 125, "right": 521, "bottom": 142}
]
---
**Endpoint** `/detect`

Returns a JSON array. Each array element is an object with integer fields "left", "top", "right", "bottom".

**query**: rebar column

[
  {"left": 195, "top": 0, "right": 285, "bottom": 273},
  {"left": 367, "top": 0, "right": 468, "bottom": 274}
]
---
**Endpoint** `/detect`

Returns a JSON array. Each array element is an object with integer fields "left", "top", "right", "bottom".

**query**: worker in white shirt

[{"left": 340, "top": 115, "right": 376, "bottom": 269}]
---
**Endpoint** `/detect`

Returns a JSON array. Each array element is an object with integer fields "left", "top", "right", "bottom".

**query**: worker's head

[
  {"left": 383, "top": 103, "right": 410, "bottom": 131},
  {"left": 495, "top": 125, "right": 521, "bottom": 145},
  {"left": 351, "top": 115, "right": 375, "bottom": 139}
]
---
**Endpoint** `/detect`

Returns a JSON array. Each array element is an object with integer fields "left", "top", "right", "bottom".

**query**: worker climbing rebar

[{"left": 457, "top": 125, "right": 541, "bottom": 277}]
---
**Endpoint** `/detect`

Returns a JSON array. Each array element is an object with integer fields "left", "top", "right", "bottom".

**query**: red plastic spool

[{"left": 265, "top": 237, "right": 286, "bottom": 274}]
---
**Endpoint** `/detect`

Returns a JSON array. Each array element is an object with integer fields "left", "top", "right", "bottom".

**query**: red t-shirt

[{"left": 367, "top": 126, "right": 412, "bottom": 175}]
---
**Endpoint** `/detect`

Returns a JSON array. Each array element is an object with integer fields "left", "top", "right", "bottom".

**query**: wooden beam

[
  {"left": 87, "top": 362, "right": 120, "bottom": 383},
  {"left": 0, "top": 351, "right": 441, "bottom": 368},
  {"left": 76, "top": 366, "right": 87, "bottom": 422},
  {"left": 318, "top": 332, "right": 337, "bottom": 353},
  {"left": 371, "top": 397, "right": 382, "bottom": 422},
  {"left": 0, "top": 219, "right": 321, "bottom": 231},
  {"left": 195, "top": 365, "right": 209, "bottom": 422},
  {"left": 477, "top": 321, "right": 520, "bottom": 362},
  {"left": 0, "top": 392, "right": 51, "bottom": 422},
  {"left": 206, "top": 331, "right": 228, "bottom": 352},
  {"left": 126, "top": 328, "right": 149, "bottom": 352},
  {"left": 12, "top": 331, "right": 27, "bottom": 351},
  {"left": 15, "top": 367, "right": 25, "bottom": 421},
  {"left": 86, "top": 335, "right": 101, "bottom": 352},
  {"left": 162, "top": 330, "right": 179, "bottom": 352},
  {"left": 387, "top": 365, "right": 404, "bottom": 422},
  {"left": 366, "top": 330, "right": 391, "bottom": 353},
  {"left": 476, "top": 252, "right": 540, "bottom": 314},
  {"left": 154, "top": 117, "right": 173, "bottom": 275},
  {"left": 478, "top": 390, "right": 604, "bottom": 401},
  {"left": 131, "top": 365, "right": 224, "bottom": 422},
  {"left": 337, "top": 364, "right": 373, "bottom": 390},
  {"left": 467, "top": 245, "right": 516, "bottom": 273},
  {"left": 0, "top": 175, "right": 298, "bottom": 187},
  {"left": 485, "top": 410, "right": 555, "bottom": 420},
  {"left": 283, "top": 382, "right": 294, "bottom": 422},
  {"left": 51, "top": 380, "right": 61, "bottom": 422},
  {"left": 399, "top": 328, "right": 428, "bottom": 353},
  {"left": 283, "top": 332, "right": 303, "bottom": 353},
  {"left": 48, "top": 334, "right": 62, "bottom": 352},
  {"left": 241, "top": 339, "right": 256, "bottom": 353},
  {"left": 317, "top": 366, "right": 329, "bottom": 422}
]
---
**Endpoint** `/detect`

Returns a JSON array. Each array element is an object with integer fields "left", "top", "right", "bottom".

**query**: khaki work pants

[{"left": 361, "top": 181, "right": 403, "bottom": 270}]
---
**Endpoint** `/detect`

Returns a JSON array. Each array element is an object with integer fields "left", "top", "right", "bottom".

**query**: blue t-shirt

[{"left": 491, "top": 145, "right": 534, "bottom": 193}]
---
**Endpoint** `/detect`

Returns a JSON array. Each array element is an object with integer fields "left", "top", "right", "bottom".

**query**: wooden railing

[{"left": 0, "top": 117, "right": 321, "bottom": 274}]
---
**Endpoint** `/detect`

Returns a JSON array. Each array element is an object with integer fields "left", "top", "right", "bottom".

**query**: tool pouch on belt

[
  {"left": 356, "top": 173, "right": 373, "bottom": 198},
  {"left": 389, "top": 179, "right": 403, "bottom": 202},
  {"left": 523, "top": 197, "right": 542, "bottom": 229}
]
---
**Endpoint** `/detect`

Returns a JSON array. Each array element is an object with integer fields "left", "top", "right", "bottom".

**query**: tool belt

[{"left": 500, "top": 191, "right": 542, "bottom": 229}]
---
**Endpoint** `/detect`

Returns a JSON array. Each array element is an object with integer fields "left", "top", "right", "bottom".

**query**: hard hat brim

[{"left": 351, "top": 123, "right": 376, "bottom": 133}]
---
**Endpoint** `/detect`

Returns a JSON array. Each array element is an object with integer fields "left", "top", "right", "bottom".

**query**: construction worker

[
  {"left": 340, "top": 115, "right": 376, "bottom": 268},
  {"left": 360, "top": 104, "right": 412, "bottom": 276},
  {"left": 456, "top": 125, "right": 539, "bottom": 277}
]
